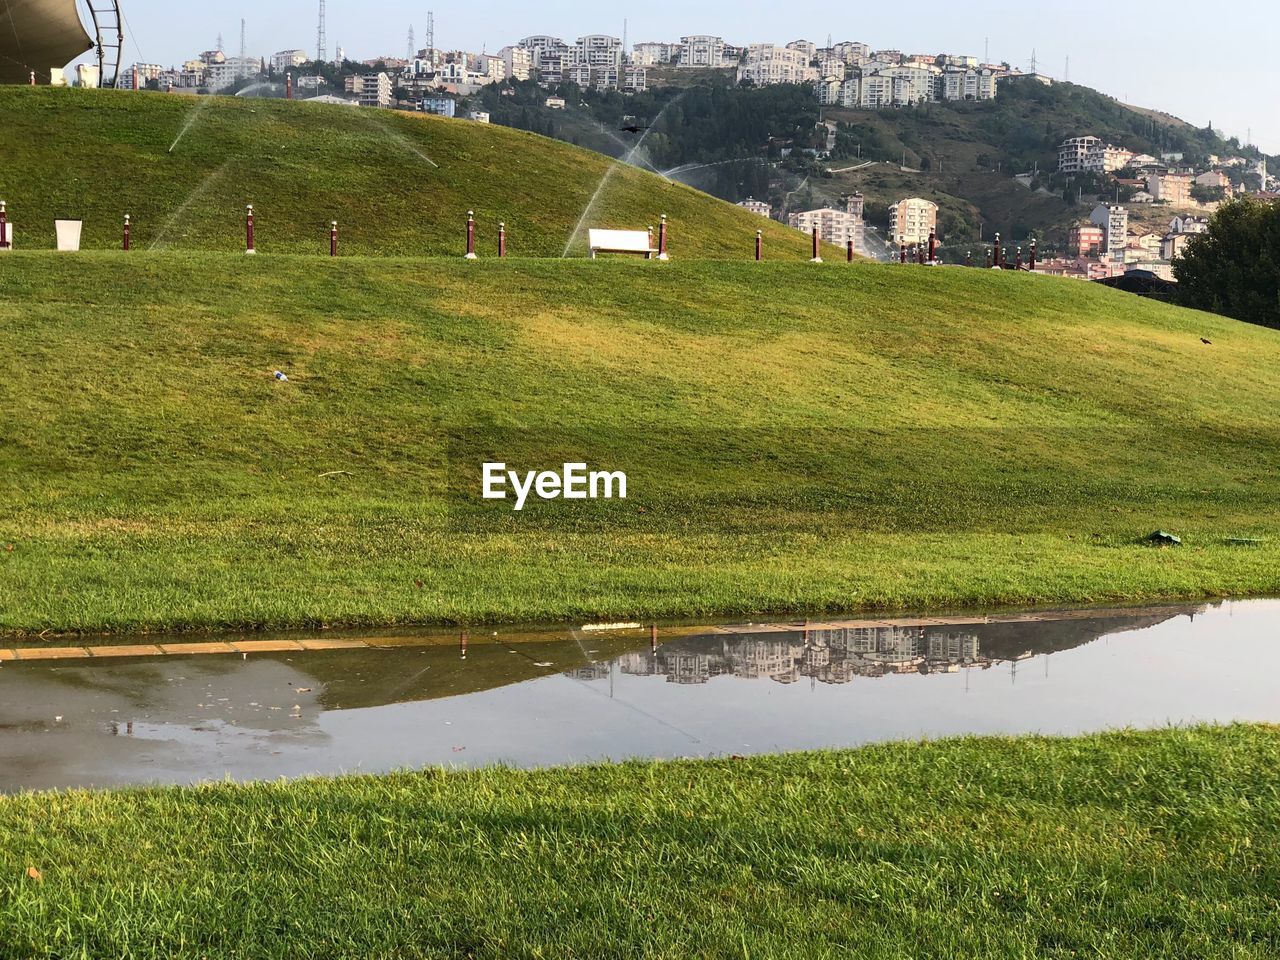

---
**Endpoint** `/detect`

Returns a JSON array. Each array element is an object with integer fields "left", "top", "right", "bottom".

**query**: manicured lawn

[
  {"left": 0, "top": 87, "right": 814, "bottom": 259},
  {"left": 1, "top": 726, "right": 1277, "bottom": 958},
  {"left": 3, "top": 254, "right": 1280, "bottom": 635}
]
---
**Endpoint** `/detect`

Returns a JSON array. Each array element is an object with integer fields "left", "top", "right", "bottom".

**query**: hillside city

[{"left": 57, "top": 22, "right": 1278, "bottom": 284}]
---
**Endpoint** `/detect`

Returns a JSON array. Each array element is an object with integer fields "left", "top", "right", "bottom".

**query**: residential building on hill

[
  {"left": 737, "top": 198, "right": 772, "bottom": 217},
  {"left": 1090, "top": 203, "right": 1129, "bottom": 258},
  {"left": 789, "top": 207, "right": 865, "bottom": 248},
  {"left": 889, "top": 197, "right": 938, "bottom": 245}
]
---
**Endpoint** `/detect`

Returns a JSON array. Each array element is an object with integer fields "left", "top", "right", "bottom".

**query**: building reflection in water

[{"left": 570, "top": 626, "right": 1014, "bottom": 687}]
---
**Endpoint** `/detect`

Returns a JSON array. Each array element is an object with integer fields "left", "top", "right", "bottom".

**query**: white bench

[{"left": 588, "top": 228, "right": 656, "bottom": 259}]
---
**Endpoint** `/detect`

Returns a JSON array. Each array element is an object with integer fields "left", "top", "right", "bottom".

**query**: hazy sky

[{"left": 103, "top": 0, "right": 1279, "bottom": 152}]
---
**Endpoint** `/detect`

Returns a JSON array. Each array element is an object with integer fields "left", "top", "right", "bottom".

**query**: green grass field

[
  {"left": 3, "top": 253, "right": 1280, "bottom": 635},
  {"left": 1, "top": 726, "right": 1277, "bottom": 958},
  {"left": 0, "top": 87, "right": 813, "bottom": 259}
]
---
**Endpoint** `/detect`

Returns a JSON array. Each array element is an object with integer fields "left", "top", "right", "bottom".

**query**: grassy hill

[
  {"left": 3, "top": 253, "right": 1280, "bottom": 635},
  {"left": 0, "top": 87, "right": 814, "bottom": 258}
]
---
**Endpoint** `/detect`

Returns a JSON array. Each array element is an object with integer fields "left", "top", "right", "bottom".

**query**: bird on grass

[{"left": 1200, "top": 338, "right": 1212, "bottom": 345}]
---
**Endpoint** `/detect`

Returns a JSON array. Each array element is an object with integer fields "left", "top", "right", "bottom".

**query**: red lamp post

[
  {"left": 810, "top": 226, "right": 822, "bottom": 263},
  {"left": 658, "top": 214, "right": 669, "bottom": 260},
  {"left": 993, "top": 232, "right": 1002, "bottom": 268},
  {"left": 754, "top": 229, "right": 762, "bottom": 262},
  {"left": 498, "top": 221, "right": 507, "bottom": 258},
  {"left": 330, "top": 221, "right": 338, "bottom": 257},
  {"left": 0, "top": 201, "right": 9, "bottom": 250},
  {"left": 245, "top": 204, "right": 256, "bottom": 255},
  {"left": 123, "top": 214, "right": 131, "bottom": 251},
  {"left": 465, "top": 210, "right": 477, "bottom": 259}
]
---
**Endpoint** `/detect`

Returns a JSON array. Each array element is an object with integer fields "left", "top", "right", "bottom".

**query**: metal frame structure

[{"left": 82, "top": 0, "right": 123, "bottom": 87}]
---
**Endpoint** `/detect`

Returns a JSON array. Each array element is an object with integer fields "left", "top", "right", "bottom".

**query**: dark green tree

[{"left": 1174, "top": 199, "right": 1280, "bottom": 328}]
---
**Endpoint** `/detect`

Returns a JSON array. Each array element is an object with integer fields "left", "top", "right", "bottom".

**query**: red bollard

[
  {"left": 245, "top": 204, "right": 256, "bottom": 255},
  {"left": 465, "top": 210, "right": 477, "bottom": 259},
  {"left": 986, "top": 250, "right": 993, "bottom": 268},
  {"left": 928, "top": 230, "right": 936, "bottom": 263},
  {"left": 330, "top": 220, "right": 338, "bottom": 257},
  {"left": 754, "top": 229, "right": 762, "bottom": 262},
  {"left": 966, "top": 251, "right": 973, "bottom": 267},
  {"left": 900, "top": 241, "right": 907, "bottom": 264},
  {"left": 0, "top": 201, "right": 9, "bottom": 250},
  {"left": 1029, "top": 239, "right": 1038, "bottom": 271},
  {"left": 810, "top": 226, "right": 822, "bottom": 263},
  {"left": 846, "top": 239, "right": 854, "bottom": 262},
  {"left": 123, "top": 214, "right": 131, "bottom": 251},
  {"left": 286, "top": 72, "right": 293, "bottom": 100},
  {"left": 1015, "top": 246, "right": 1023, "bottom": 270},
  {"left": 993, "top": 232, "right": 1002, "bottom": 268},
  {"left": 918, "top": 245, "right": 925, "bottom": 265},
  {"left": 498, "top": 221, "right": 506, "bottom": 258},
  {"left": 658, "top": 214, "right": 669, "bottom": 260}
]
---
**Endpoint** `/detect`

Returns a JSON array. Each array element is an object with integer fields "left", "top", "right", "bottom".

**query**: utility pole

[
  {"left": 425, "top": 11, "right": 435, "bottom": 68},
  {"left": 316, "top": 0, "right": 327, "bottom": 64}
]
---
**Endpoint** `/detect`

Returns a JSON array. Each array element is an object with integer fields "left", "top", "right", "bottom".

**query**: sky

[{"left": 99, "top": 0, "right": 1279, "bottom": 153}]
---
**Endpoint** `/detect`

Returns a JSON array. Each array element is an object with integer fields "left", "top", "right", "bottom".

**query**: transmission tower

[
  {"left": 317, "top": 0, "right": 327, "bottom": 63},
  {"left": 1030, "top": 48, "right": 1037, "bottom": 75}
]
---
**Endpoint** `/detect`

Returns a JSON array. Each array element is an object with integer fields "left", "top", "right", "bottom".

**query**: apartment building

[
  {"left": 632, "top": 42, "right": 676, "bottom": 66},
  {"left": 737, "top": 44, "right": 815, "bottom": 85},
  {"left": 940, "top": 67, "right": 997, "bottom": 101},
  {"left": 270, "top": 50, "right": 308, "bottom": 74},
  {"left": 1068, "top": 223, "right": 1105, "bottom": 257},
  {"left": 356, "top": 72, "right": 392, "bottom": 108},
  {"left": 1149, "top": 172, "right": 1194, "bottom": 205},
  {"left": 498, "top": 45, "right": 532, "bottom": 81},
  {"left": 575, "top": 34, "right": 623, "bottom": 70},
  {"left": 737, "top": 197, "right": 772, "bottom": 217},
  {"left": 679, "top": 35, "right": 726, "bottom": 68},
  {"left": 889, "top": 197, "right": 938, "bottom": 245},
  {"left": 1089, "top": 203, "right": 1129, "bottom": 257},
  {"left": 789, "top": 207, "right": 865, "bottom": 248},
  {"left": 1058, "top": 136, "right": 1101, "bottom": 174}
]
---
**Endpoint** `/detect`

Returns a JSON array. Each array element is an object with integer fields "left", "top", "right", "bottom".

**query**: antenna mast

[
  {"left": 317, "top": 0, "right": 327, "bottom": 63},
  {"left": 425, "top": 11, "right": 435, "bottom": 67}
]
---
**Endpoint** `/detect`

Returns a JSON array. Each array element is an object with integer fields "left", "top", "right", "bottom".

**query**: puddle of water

[{"left": 2, "top": 600, "right": 1277, "bottom": 793}]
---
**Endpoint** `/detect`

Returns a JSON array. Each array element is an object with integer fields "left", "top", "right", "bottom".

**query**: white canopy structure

[{"left": 0, "top": 0, "right": 121, "bottom": 86}]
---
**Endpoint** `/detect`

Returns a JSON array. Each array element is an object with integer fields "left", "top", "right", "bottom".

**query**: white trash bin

[{"left": 55, "top": 219, "right": 83, "bottom": 252}]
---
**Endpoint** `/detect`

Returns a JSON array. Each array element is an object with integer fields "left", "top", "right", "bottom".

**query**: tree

[{"left": 1174, "top": 199, "right": 1280, "bottom": 328}]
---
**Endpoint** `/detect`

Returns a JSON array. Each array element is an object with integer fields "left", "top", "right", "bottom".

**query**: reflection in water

[{"left": 2, "top": 601, "right": 1277, "bottom": 793}]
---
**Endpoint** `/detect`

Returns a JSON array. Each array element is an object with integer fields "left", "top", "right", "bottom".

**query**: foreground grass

[
  {"left": 0, "top": 87, "right": 814, "bottom": 259},
  {"left": 1, "top": 726, "right": 1278, "bottom": 958},
  {"left": 4, "top": 254, "right": 1280, "bottom": 634}
]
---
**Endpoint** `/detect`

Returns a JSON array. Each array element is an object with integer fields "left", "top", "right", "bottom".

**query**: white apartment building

[
  {"left": 270, "top": 50, "right": 308, "bottom": 74},
  {"left": 632, "top": 42, "right": 676, "bottom": 66},
  {"left": 1090, "top": 203, "right": 1129, "bottom": 257},
  {"left": 1059, "top": 136, "right": 1101, "bottom": 174},
  {"left": 575, "top": 35, "right": 623, "bottom": 70},
  {"left": 498, "top": 45, "right": 532, "bottom": 81},
  {"left": 737, "top": 197, "right": 772, "bottom": 217},
  {"left": 889, "top": 197, "right": 938, "bottom": 245},
  {"left": 1170, "top": 214, "right": 1210, "bottom": 234},
  {"left": 832, "top": 41, "right": 871, "bottom": 63},
  {"left": 679, "top": 35, "right": 725, "bottom": 68},
  {"left": 738, "top": 44, "right": 816, "bottom": 85},
  {"left": 356, "top": 72, "right": 392, "bottom": 108},
  {"left": 940, "top": 67, "right": 997, "bottom": 101},
  {"left": 785, "top": 39, "right": 817, "bottom": 60},
  {"left": 519, "top": 35, "right": 570, "bottom": 76},
  {"left": 789, "top": 207, "right": 865, "bottom": 248}
]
